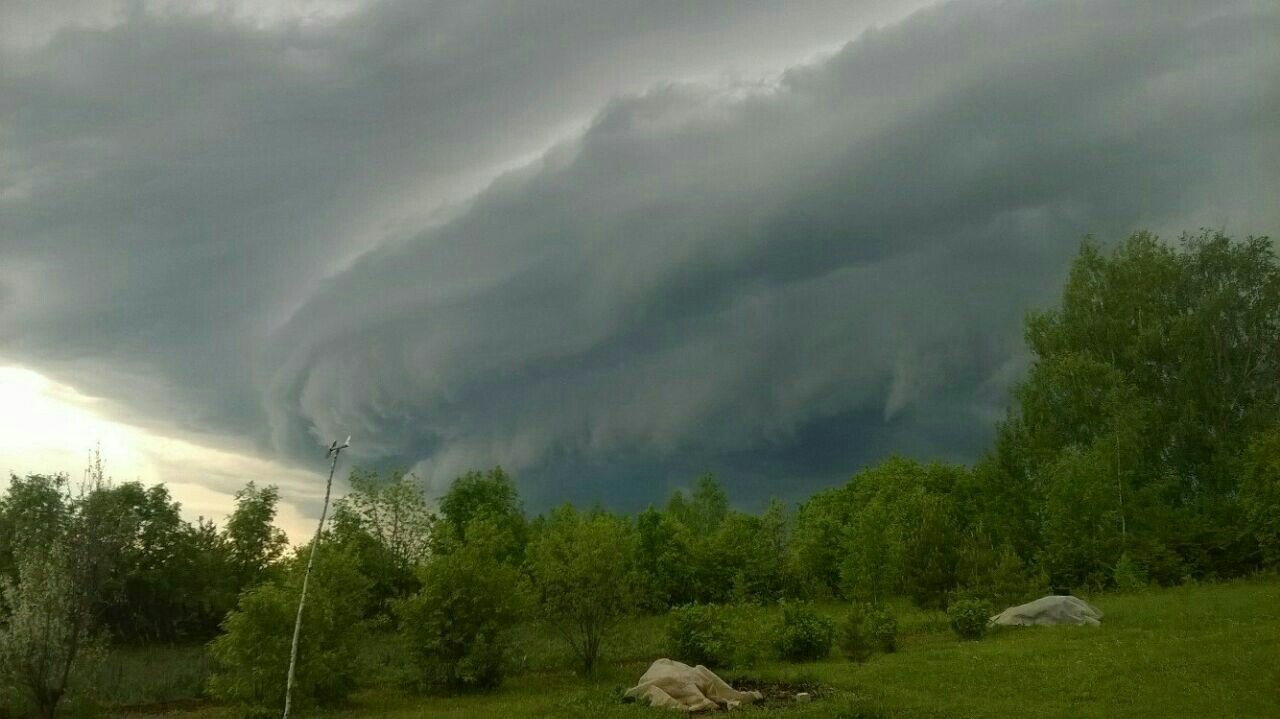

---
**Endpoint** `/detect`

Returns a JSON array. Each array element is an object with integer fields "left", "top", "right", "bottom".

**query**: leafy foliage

[
  {"left": 0, "top": 540, "right": 102, "bottom": 719},
  {"left": 868, "top": 606, "right": 898, "bottom": 654},
  {"left": 948, "top": 598, "right": 993, "bottom": 641},
  {"left": 438, "top": 467, "right": 527, "bottom": 563},
  {"left": 1112, "top": 552, "right": 1149, "bottom": 592},
  {"left": 0, "top": 457, "right": 122, "bottom": 719},
  {"left": 631, "top": 507, "right": 693, "bottom": 612},
  {"left": 773, "top": 602, "right": 834, "bottom": 662},
  {"left": 1241, "top": 428, "right": 1280, "bottom": 568},
  {"left": 223, "top": 483, "right": 289, "bottom": 593},
  {"left": 395, "top": 520, "right": 524, "bottom": 693},
  {"left": 206, "top": 545, "right": 370, "bottom": 715},
  {"left": 666, "top": 604, "right": 733, "bottom": 668},
  {"left": 982, "top": 230, "right": 1280, "bottom": 587},
  {"left": 332, "top": 469, "right": 434, "bottom": 619},
  {"left": 526, "top": 507, "right": 635, "bottom": 675},
  {"left": 836, "top": 604, "right": 873, "bottom": 663}
]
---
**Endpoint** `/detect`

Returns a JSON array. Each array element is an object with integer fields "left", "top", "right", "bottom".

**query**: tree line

[{"left": 1, "top": 230, "right": 1278, "bottom": 717}]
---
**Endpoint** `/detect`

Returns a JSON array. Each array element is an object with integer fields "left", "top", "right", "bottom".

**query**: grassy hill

[{"left": 109, "top": 577, "right": 1279, "bottom": 719}]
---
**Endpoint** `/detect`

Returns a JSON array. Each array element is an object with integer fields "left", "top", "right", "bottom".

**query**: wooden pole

[{"left": 282, "top": 437, "right": 347, "bottom": 719}]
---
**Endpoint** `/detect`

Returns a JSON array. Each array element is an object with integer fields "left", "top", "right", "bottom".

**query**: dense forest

[{"left": 2, "top": 230, "right": 1278, "bottom": 717}]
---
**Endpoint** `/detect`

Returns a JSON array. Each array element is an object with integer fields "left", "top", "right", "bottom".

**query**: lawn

[{"left": 109, "top": 577, "right": 1280, "bottom": 718}]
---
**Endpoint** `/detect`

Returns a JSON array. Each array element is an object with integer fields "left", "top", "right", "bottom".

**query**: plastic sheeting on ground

[
  {"left": 625, "top": 658, "right": 763, "bottom": 712},
  {"left": 989, "top": 595, "right": 1103, "bottom": 627}
]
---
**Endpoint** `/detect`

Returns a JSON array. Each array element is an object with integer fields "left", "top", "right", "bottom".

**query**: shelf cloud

[{"left": 2, "top": 0, "right": 1277, "bottom": 515}]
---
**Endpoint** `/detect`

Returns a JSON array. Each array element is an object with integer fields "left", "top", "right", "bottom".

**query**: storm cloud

[{"left": 2, "top": 0, "right": 1277, "bottom": 511}]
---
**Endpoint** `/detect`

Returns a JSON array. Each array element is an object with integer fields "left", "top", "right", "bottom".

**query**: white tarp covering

[
  {"left": 990, "top": 595, "right": 1103, "bottom": 627},
  {"left": 625, "top": 658, "right": 763, "bottom": 712}
]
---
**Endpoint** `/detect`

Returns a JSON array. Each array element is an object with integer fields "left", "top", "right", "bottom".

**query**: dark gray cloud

[
  {"left": 0, "top": 0, "right": 920, "bottom": 451},
  {"left": 2, "top": 0, "right": 1278, "bottom": 511}
]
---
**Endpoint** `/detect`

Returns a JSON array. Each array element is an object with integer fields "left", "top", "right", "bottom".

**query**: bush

[
  {"left": 526, "top": 508, "right": 636, "bottom": 675},
  {"left": 667, "top": 604, "right": 733, "bottom": 667},
  {"left": 1112, "top": 552, "right": 1149, "bottom": 592},
  {"left": 947, "top": 598, "right": 992, "bottom": 641},
  {"left": 836, "top": 604, "right": 873, "bottom": 662},
  {"left": 960, "top": 538, "right": 1041, "bottom": 609},
  {"left": 395, "top": 520, "right": 524, "bottom": 693},
  {"left": 1241, "top": 428, "right": 1280, "bottom": 569},
  {"left": 774, "top": 602, "right": 833, "bottom": 662},
  {"left": 0, "top": 540, "right": 103, "bottom": 719},
  {"left": 837, "top": 603, "right": 898, "bottom": 661},
  {"left": 207, "top": 545, "right": 370, "bottom": 715},
  {"left": 867, "top": 606, "right": 898, "bottom": 653}
]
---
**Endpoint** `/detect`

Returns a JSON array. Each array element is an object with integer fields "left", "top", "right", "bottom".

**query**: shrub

[
  {"left": 774, "top": 602, "right": 833, "bottom": 662},
  {"left": 667, "top": 604, "right": 733, "bottom": 667},
  {"left": 837, "top": 603, "right": 898, "bottom": 661},
  {"left": 207, "top": 545, "right": 369, "bottom": 715},
  {"left": 836, "top": 604, "right": 873, "bottom": 662},
  {"left": 526, "top": 508, "right": 636, "bottom": 675},
  {"left": 0, "top": 540, "right": 104, "bottom": 719},
  {"left": 395, "top": 520, "right": 524, "bottom": 693},
  {"left": 1112, "top": 552, "right": 1149, "bottom": 592},
  {"left": 867, "top": 606, "right": 898, "bottom": 653},
  {"left": 722, "top": 604, "right": 772, "bottom": 668},
  {"left": 992, "top": 546, "right": 1045, "bottom": 607},
  {"left": 947, "top": 598, "right": 992, "bottom": 641},
  {"left": 1241, "top": 428, "right": 1280, "bottom": 569}
]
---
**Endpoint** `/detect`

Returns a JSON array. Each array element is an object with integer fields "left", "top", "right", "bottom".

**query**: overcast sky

[{"left": 1, "top": 0, "right": 1277, "bottom": 537}]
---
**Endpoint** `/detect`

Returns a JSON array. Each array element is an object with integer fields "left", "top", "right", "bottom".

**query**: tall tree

[
  {"left": 0, "top": 541, "right": 100, "bottom": 719},
  {"left": 526, "top": 506, "right": 635, "bottom": 675},
  {"left": 0, "top": 474, "right": 73, "bottom": 582},
  {"left": 0, "top": 454, "right": 121, "bottom": 719},
  {"left": 331, "top": 469, "right": 434, "bottom": 617},
  {"left": 438, "top": 467, "right": 527, "bottom": 563},
  {"left": 207, "top": 544, "right": 370, "bottom": 716},
  {"left": 991, "top": 230, "right": 1279, "bottom": 584},
  {"left": 394, "top": 518, "right": 523, "bottom": 693},
  {"left": 630, "top": 506, "right": 692, "bottom": 611},
  {"left": 223, "top": 482, "right": 289, "bottom": 592}
]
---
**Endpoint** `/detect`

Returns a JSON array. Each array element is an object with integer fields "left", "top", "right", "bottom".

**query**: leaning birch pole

[{"left": 282, "top": 436, "right": 349, "bottom": 719}]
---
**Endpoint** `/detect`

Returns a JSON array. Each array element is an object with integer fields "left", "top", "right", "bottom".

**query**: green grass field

[{"left": 107, "top": 577, "right": 1280, "bottom": 718}]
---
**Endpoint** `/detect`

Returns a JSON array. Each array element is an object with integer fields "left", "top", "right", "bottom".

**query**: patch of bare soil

[{"left": 727, "top": 676, "right": 830, "bottom": 709}]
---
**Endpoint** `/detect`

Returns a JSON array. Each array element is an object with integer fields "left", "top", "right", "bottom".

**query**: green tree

[
  {"left": 836, "top": 458, "right": 969, "bottom": 605},
  {"left": 1040, "top": 445, "right": 1123, "bottom": 589},
  {"left": 394, "top": 519, "right": 523, "bottom": 693},
  {"left": 183, "top": 517, "right": 238, "bottom": 637},
  {"left": 663, "top": 475, "right": 737, "bottom": 604},
  {"left": 631, "top": 506, "right": 693, "bottom": 611},
  {"left": 438, "top": 467, "right": 527, "bottom": 562},
  {"left": 1002, "top": 230, "right": 1280, "bottom": 580},
  {"left": 1241, "top": 427, "right": 1280, "bottom": 568},
  {"left": 714, "top": 501, "right": 794, "bottom": 604},
  {"left": 526, "top": 507, "right": 635, "bottom": 675},
  {"left": 0, "top": 474, "right": 73, "bottom": 583},
  {"left": 773, "top": 602, "right": 833, "bottom": 662},
  {"left": 840, "top": 500, "right": 900, "bottom": 603},
  {"left": 334, "top": 469, "right": 432, "bottom": 567},
  {"left": 899, "top": 491, "right": 960, "bottom": 610},
  {"left": 791, "top": 485, "right": 858, "bottom": 598},
  {"left": 0, "top": 540, "right": 101, "bottom": 719},
  {"left": 207, "top": 545, "right": 370, "bottom": 715},
  {"left": 668, "top": 474, "right": 729, "bottom": 534},
  {"left": 223, "top": 482, "right": 289, "bottom": 592},
  {"left": 88, "top": 482, "right": 213, "bottom": 642},
  {"left": 331, "top": 469, "right": 434, "bottom": 618},
  {"left": 0, "top": 455, "right": 120, "bottom": 719}
]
